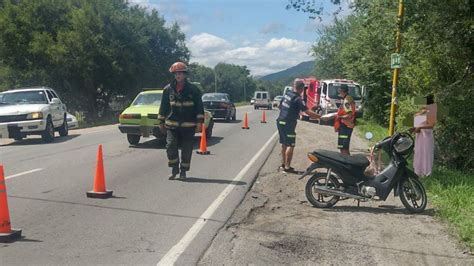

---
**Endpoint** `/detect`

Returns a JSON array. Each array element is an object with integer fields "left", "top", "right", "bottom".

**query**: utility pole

[
  {"left": 214, "top": 68, "right": 217, "bottom": 93},
  {"left": 243, "top": 78, "right": 246, "bottom": 102},
  {"left": 388, "top": 0, "right": 405, "bottom": 136}
]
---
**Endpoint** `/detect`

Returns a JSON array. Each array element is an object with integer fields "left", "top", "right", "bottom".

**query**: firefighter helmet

[{"left": 169, "top": 62, "right": 189, "bottom": 73}]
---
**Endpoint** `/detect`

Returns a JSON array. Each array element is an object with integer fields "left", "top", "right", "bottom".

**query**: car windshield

[
  {"left": 202, "top": 94, "right": 229, "bottom": 102},
  {"left": 132, "top": 93, "right": 162, "bottom": 106},
  {"left": 328, "top": 84, "right": 362, "bottom": 100},
  {"left": 0, "top": 90, "right": 48, "bottom": 105}
]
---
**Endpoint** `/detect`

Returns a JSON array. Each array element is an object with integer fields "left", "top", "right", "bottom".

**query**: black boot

[
  {"left": 168, "top": 167, "right": 179, "bottom": 180},
  {"left": 179, "top": 170, "right": 187, "bottom": 179}
]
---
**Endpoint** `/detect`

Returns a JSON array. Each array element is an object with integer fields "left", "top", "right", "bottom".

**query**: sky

[{"left": 128, "top": 0, "right": 351, "bottom": 76}]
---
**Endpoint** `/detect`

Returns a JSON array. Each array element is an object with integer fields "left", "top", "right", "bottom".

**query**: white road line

[
  {"left": 5, "top": 168, "right": 43, "bottom": 180},
  {"left": 157, "top": 131, "right": 278, "bottom": 266}
]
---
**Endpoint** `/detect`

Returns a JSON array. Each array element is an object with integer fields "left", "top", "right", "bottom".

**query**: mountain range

[{"left": 258, "top": 61, "right": 315, "bottom": 81}]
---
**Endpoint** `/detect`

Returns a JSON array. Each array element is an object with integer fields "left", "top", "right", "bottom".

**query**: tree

[{"left": 0, "top": 0, "right": 189, "bottom": 119}]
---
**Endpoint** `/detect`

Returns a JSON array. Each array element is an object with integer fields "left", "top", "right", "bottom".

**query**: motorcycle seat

[{"left": 314, "top": 149, "right": 370, "bottom": 168}]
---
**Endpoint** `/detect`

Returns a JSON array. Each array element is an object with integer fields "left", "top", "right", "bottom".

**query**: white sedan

[{"left": 66, "top": 113, "right": 78, "bottom": 129}]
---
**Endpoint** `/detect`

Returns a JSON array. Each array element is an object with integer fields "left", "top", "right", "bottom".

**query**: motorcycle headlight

[{"left": 27, "top": 112, "right": 43, "bottom": 119}]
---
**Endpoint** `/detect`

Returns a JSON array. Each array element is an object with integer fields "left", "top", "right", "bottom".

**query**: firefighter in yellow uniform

[
  {"left": 159, "top": 62, "right": 205, "bottom": 179},
  {"left": 334, "top": 84, "right": 356, "bottom": 155}
]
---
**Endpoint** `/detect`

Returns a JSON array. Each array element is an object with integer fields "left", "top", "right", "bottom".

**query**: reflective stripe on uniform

[
  {"left": 196, "top": 114, "right": 204, "bottom": 119},
  {"left": 287, "top": 134, "right": 296, "bottom": 138},
  {"left": 278, "top": 121, "right": 286, "bottom": 125},
  {"left": 182, "top": 101, "right": 194, "bottom": 107},
  {"left": 181, "top": 163, "right": 190, "bottom": 167},
  {"left": 168, "top": 158, "right": 179, "bottom": 164},
  {"left": 338, "top": 135, "right": 349, "bottom": 139},
  {"left": 165, "top": 120, "right": 179, "bottom": 127},
  {"left": 180, "top": 122, "right": 197, "bottom": 128},
  {"left": 170, "top": 102, "right": 182, "bottom": 107},
  {"left": 337, "top": 145, "right": 344, "bottom": 148}
]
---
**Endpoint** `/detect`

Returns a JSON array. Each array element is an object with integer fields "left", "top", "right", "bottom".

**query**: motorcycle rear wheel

[
  {"left": 399, "top": 177, "right": 427, "bottom": 213},
  {"left": 305, "top": 172, "right": 340, "bottom": 208}
]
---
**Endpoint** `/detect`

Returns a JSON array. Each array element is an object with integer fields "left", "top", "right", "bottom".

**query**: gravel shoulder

[{"left": 199, "top": 121, "right": 473, "bottom": 265}]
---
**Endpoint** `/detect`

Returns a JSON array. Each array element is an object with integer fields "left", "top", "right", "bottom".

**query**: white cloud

[{"left": 187, "top": 33, "right": 312, "bottom": 76}]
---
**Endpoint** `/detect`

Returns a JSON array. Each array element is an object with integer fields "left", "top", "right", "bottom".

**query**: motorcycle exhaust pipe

[{"left": 314, "top": 186, "right": 366, "bottom": 200}]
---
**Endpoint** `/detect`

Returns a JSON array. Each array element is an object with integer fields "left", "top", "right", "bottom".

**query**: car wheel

[
  {"left": 13, "top": 136, "right": 23, "bottom": 141},
  {"left": 254, "top": 106, "right": 257, "bottom": 110},
  {"left": 206, "top": 119, "right": 214, "bottom": 139},
  {"left": 127, "top": 134, "right": 140, "bottom": 145},
  {"left": 42, "top": 117, "right": 55, "bottom": 143},
  {"left": 58, "top": 115, "right": 69, "bottom": 137},
  {"left": 225, "top": 111, "right": 231, "bottom": 122},
  {"left": 232, "top": 111, "right": 236, "bottom": 121}
]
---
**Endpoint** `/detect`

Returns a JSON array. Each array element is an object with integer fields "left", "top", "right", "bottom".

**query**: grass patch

[
  {"left": 356, "top": 118, "right": 474, "bottom": 252},
  {"left": 77, "top": 116, "right": 118, "bottom": 129},
  {"left": 234, "top": 101, "right": 250, "bottom": 107},
  {"left": 424, "top": 167, "right": 474, "bottom": 252},
  {"left": 356, "top": 119, "right": 389, "bottom": 145}
]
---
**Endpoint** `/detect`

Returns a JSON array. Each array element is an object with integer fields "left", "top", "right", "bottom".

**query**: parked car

[
  {"left": 0, "top": 87, "right": 68, "bottom": 142},
  {"left": 254, "top": 91, "right": 272, "bottom": 110},
  {"left": 202, "top": 93, "right": 236, "bottom": 122},
  {"left": 272, "top": 95, "right": 283, "bottom": 107},
  {"left": 118, "top": 89, "right": 214, "bottom": 145},
  {"left": 66, "top": 112, "right": 78, "bottom": 129}
]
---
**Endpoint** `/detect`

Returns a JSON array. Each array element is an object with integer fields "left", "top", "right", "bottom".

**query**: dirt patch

[{"left": 199, "top": 121, "right": 473, "bottom": 265}]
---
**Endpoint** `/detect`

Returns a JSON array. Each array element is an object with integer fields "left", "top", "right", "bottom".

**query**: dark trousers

[{"left": 166, "top": 129, "right": 195, "bottom": 172}]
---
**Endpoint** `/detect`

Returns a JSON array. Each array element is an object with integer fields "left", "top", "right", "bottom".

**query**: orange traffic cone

[
  {"left": 196, "top": 124, "right": 210, "bottom": 155},
  {"left": 0, "top": 165, "right": 22, "bottom": 243},
  {"left": 87, "top": 145, "right": 113, "bottom": 199},
  {"left": 261, "top": 111, "right": 267, "bottom": 123},
  {"left": 242, "top": 112, "right": 250, "bottom": 129}
]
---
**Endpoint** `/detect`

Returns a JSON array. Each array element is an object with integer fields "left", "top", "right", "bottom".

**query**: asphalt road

[{"left": 0, "top": 105, "right": 278, "bottom": 265}]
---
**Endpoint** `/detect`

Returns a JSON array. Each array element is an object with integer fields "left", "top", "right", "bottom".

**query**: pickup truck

[{"left": 0, "top": 87, "right": 68, "bottom": 142}]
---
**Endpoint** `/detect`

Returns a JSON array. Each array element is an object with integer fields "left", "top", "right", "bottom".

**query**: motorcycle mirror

[{"left": 365, "top": 132, "right": 373, "bottom": 140}]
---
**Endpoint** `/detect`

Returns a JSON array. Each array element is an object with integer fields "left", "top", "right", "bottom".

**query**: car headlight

[{"left": 27, "top": 112, "right": 43, "bottom": 119}]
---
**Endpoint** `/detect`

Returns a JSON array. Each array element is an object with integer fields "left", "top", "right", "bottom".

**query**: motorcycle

[{"left": 299, "top": 132, "right": 427, "bottom": 213}]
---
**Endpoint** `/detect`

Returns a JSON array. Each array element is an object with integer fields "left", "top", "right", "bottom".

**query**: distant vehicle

[
  {"left": 272, "top": 95, "right": 283, "bottom": 107},
  {"left": 66, "top": 113, "right": 78, "bottom": 129},
  {"left": 250, "top": 98, "right": 255, "bottom": 105},
  {"left": 253, "top": 91, "right": 272, "bottom": 110},
  {"left": 0, "top": 87, "right": 68, "bottom": 142},
  {"left": 202, "top": 93, "right": 236, "bottom": 122},
  {"left": 319, "top": 79, "right": 364, "bottom": 119},
  {"left": 283, "top": 86, "right": 292, "bottom": 96},
  {"left": 118, "top": 89, "right": 214, "bottom": 145}
]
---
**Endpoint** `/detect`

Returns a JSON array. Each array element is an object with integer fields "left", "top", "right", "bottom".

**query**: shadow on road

[
  {"left": 129, "top": 138, "right": 166, "bottom": 149},
  {"left": 214, "top": 119, "right": 242, "bottom": 124},
  {"left": 9, "top": 195, "right": 225, "bottom": 223},
  {"left": 322, "top": 205, "right": 435, "bottom": 216},
  {"left": 128, "top": 136, "right": 224, "bottom": 149},
  {"left": 0, "top": 134, "right": 80, "bottom": 146},
  {"left": 176, "top": 177, "right": 246, "bottom": 186}
]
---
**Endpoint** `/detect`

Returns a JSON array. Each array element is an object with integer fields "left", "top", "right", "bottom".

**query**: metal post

[
  {"left": 388, "top": 0, "right": 404, "bottom": 136},
  {"left": 214, "top": 68, "right": 217, "bottom": 93},
  {"left": 243, "top": 78, "right": 246, "bottom": 102}
]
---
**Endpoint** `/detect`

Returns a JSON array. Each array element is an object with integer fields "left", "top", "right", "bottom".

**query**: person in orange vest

[{"left": 334, "top": 84, "right": 356, "bottom": 155}]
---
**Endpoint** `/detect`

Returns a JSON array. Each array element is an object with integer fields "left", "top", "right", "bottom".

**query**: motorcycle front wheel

[
  {"left": 305, "top": 172, "right": 340, "bottom": 208},
  {"left": 399, "top": 177, "right": 427, "bottom": 213}
]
